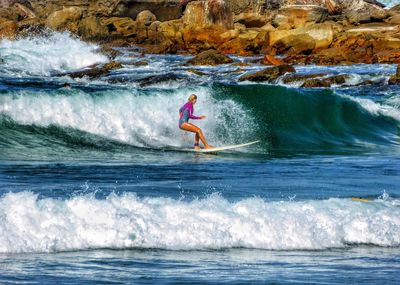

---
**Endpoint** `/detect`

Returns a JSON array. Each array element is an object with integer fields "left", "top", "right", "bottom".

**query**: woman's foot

[
  {"left": 194, "top": 145, "right": 201, "bottom": 150},
  {"left": 204, "top": 145, "right": 214, "bottom": 149}
]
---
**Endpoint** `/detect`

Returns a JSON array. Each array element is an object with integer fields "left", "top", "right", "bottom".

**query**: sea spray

[
  {"left": 0, "top": 191, "right": 399, "bottom": 253},
  {"left": 0, "top": 32, "right": 108, "bottom": 76}
]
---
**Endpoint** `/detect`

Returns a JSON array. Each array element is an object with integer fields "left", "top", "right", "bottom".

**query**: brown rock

[
  {"left": 272, "top": 5, "right": 328, "bottom": 29},
  {"left": 136, "top": 10, "right": 157, "bottom": 26},
  {"left": 273, "top": 34, "right": 316, "bottom": 55},
  {"left": 263, "top": 54, "right": 284, "bottom": 65},
  {"left": 239, "top": 64, "right": 296, "bottom": 82},
  {"left": 45, "top": 7, "right": 83, "bottom": 32},
  {"left": 187, "top": 69, "right": 206, "bottom": 76},
  {"left": 269, "top": 23, "right": 334, "bottom": 51},
  {"left": 61, "top": 61, "right": 123, "bottom": 79},
  {"left": 88, "top": 0, "right": 123, "bottom": 17},
  {"left": 78, "top": 16, "right": 110, "bottom": 40},
  {"left": 282, "top": 73, "right": 328, "bottom": 84},
  {"left": 386, "top": 14, "right": 400, "bottom": 24},
  {"left": 147, "top": 39, "right": 177, "bottom": 54},
  {"left": 389, "top": 65, "right": 400, "bottom": 85},
  {"left": 234, "top": 12, "right": 269, "bottom": 28},
  {"left": 185, "top": 49, "right": 233, "bottom": 65},
  {"left": 102, "top": 17, "right": 138, "bottom": 37},
  {"left": 301, "top": 78, "right": 331, "bottom": 88},
  {"left": 13, "top": 3, "right": 36, "bottom": 19},
  {"left": 374, "top": 51, "right": 400, "bottom": 64},
  {"left": 0, "top": 17, "right": 17, "bottom": 39},
  {"left": 182, "top": 0, "right": 233, "bottom": 30}
]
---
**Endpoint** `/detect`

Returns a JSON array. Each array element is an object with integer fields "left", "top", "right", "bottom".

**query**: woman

[{"left": 179, "top": 94, "right": 213, "bottom": 150}]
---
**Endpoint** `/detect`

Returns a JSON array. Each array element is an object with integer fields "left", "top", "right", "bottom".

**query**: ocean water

[{"left": 0, "top": 32, "right": 399, "bottom": 284}]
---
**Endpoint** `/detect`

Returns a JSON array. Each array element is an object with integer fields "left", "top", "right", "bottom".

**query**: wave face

[
  {"left": 0, "top": 192, "right": 399, "bottom": 253},
  {"left": 0, "top": 32, "right": 108, "bottom": 76},
  {"left": 0, "top": 87, "right": 256, "bottom": 153},
  {"left": 214, "top": 84, "right": 400, "bottom": 153}
]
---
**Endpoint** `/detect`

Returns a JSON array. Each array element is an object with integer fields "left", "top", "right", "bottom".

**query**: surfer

[{"left": 179, "top": 94, "right": 213, "bottom": 150}]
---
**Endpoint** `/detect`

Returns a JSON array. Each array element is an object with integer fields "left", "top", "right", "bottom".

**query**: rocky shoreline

[{"left": 1, "top": 0, "right": 399, "bottom": 68}]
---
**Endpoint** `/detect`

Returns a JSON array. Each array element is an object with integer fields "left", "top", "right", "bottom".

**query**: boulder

[
  {"left": 102, "top": 17, "right": 138, "bottom": 37},
  {"left": 137, "top": 73, "right": 186, "bottom": 87},
  {"left": 61, "top": 61, "right": 123, "bottom": 79},
  {"left": 78, "top": 16, "right": 110, "bottom": 40},
  {"left": 300, "top": 74, "right": 349, "bottom": 87},
  {"left": 185, "top": 49, "right": 233, "bottom": 65},
  {"left": 273, "top": 34, "right": 316, "bottom": 55},
  {"left": 338, "top": 0, "right": 388, "bottom": 24},
  {"left": 386, "top": 14, "right": 400, "bottom": 25},
  {"left": 272, "top": 5, "right": 328, "bottom": 29},
  {"left": 388, "top": 65, "right": 400, "bottom": 85},
  {"left": 239, "top": 64, "right": 296, "bottom": 82},
  {"left": 88, "top": 0, "right": 124, "bottom": 17},
  {"left": 13, "top": 3, "right": 36, "bottom": 19},
  {"left": 263, "top": 54, "right": 284, "bottom": 65},
  {"left": 234, "top": 12, "right": 270, "bottom": 28},
  {"left": 45, "top": 7, "right": 83, "bottom": 32},
  {"left": 301, "top": 78, "right": 331, "bottom": 88},
  {"left": 136, "top": 10, "right": 157, "bottom": 26},
  {"left": 282, "top": 73, "right": 328, "bottom": 84},
  {"left": 269, "top": 23, "right": 334, "bottom": 52},
  {"left": 182, "top": 0, "right": 233, "bottom": 30},
  {"left": 0, "top": 17, "right": 17, "bottom": 39}
]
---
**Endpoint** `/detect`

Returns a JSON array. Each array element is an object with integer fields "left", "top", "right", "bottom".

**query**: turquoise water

[{"left": 1, "top": 32, "right": 400, "bottom": 284}]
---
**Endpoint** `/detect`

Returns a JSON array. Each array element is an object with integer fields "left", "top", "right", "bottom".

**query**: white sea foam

[
  {"left": 342, "top": 94, "right": 400, "bottom": 123},
  {"left": 0, "top": 88, "right": 256, "bottom": 148},
  {"left": 0, "top": 191, "right": 399, "bottom": 253},
  {"left": 0, "top": 32, "right": 108, "bottom": 76}
]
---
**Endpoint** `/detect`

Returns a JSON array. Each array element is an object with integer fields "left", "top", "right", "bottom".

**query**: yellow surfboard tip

[{"left": 351, "top": 197, "right": 372, "bottom": 203}]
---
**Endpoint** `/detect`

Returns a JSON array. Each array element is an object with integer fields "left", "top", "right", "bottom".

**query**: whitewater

[{"left": 1, "top": 32, "right": 400, "bottom": 284}]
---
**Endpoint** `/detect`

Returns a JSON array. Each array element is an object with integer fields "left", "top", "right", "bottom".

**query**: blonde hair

[{"left": 188, "top": 94, "right": 197, "bottom": 102}]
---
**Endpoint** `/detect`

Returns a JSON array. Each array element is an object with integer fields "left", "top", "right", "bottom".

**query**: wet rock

[
  {"left": 239, "top": 64, "right": 296, "bottom": 82},
  {"left": 186, "top": 69, "right": 206, "bottom": 76},
  {"left": 60, "top": 61, "right": 123, "bottom": 79},
  {"left": 132, "top": 60, "right": 149, "bottom": 66},
  {"left": 388, "top": 65, "right": 400, "bottom": 85},
  {"left": 301, "top": 74, "right": 350, "bottom": 87},
  {"left": 282, "top": 73, "right": 328, "bottom": 84},
  {"left": 262, "top": 54, "right": 284, "bottom": 65},
  {"left": 185, "top": 49, "right": 233, "bottom": 65},
  {"left": 45, "top": 7, "right": 83, "bottom": 32},
  {"left": 301, "top": 78, "right": 331, "bottom": 88},
  {"left": 137, "top": 73, "right": 185, "bottom": 87}
]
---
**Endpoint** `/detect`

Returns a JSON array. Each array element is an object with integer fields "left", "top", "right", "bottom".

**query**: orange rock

[
  {"left": 0, "top": 17, "right": 17, "bottom": 39},
  {"left": 263, "top": 55, "right": 284, "bottom": 65}
]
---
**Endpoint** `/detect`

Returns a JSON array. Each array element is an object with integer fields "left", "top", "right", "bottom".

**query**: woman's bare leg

[{"left": 180, "top": 123, "right": 213, "bottom": 149}]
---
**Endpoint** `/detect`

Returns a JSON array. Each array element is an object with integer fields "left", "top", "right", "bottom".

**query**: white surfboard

[{"left": 181, "top": 140, "right": 260, "bottom": 153}]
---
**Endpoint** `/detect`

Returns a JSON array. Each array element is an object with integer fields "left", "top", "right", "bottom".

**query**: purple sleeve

[{"left": 188, "top": 104, "right": 201, "bottom": 120}]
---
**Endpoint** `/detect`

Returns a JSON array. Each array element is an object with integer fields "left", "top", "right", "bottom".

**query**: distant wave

[
  {"left": 0, "top": 32, "right": 108, "bottom": 76},
  {"left": 0, "top": 191, "right": 399, "bottom": 253}
]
